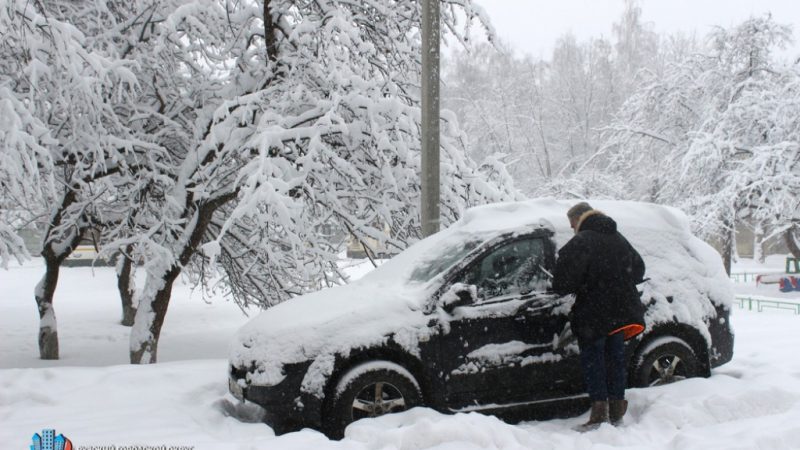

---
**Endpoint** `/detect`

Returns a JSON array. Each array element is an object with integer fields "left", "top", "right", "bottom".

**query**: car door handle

[{"left": 524, "top": 304, "right": 554, "bottom": 314}]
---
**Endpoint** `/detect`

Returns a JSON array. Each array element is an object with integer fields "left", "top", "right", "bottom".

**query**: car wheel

[
  {"left": 324, "top": 361, "right": 422, "bottom": 439},
  {"left": 633, "top": 338, "right": 699, "bottom": 387}
]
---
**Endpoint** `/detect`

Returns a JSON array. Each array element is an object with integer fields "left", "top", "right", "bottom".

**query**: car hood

[{"left": 230, "top": 277, "right": 434, "bottom": 388}]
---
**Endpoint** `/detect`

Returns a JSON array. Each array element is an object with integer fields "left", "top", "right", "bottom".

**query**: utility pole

[{"left": 421, "top": 0, "right": 440, "bottom": 237}]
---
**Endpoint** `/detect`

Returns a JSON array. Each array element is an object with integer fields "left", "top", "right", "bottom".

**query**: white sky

[{"left": 472, "top": 0, "right": 800, "bottom": 59}]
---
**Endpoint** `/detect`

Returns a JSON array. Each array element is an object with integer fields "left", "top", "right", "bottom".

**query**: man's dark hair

[{"left": 567, "top": 202, "right": 593, "bottom": 222}]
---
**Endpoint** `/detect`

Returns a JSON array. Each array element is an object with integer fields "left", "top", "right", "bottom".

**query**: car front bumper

[{"left": 228, "top": 361, "right": 323, "bottom": 433}]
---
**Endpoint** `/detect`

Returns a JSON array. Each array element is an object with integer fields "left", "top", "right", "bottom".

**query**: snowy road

[{"left": 2, "top": 258, "right": 799, "bottom": 449}]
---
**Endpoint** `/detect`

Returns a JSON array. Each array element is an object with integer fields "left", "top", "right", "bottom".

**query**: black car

[{"left": 228, "top": 200, "right": 734, "bottom": 438}]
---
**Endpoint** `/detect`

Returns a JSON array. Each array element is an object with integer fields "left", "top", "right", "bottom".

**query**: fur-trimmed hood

[{"left": 575, "top": 210, "right": 617, "bottom": 234}]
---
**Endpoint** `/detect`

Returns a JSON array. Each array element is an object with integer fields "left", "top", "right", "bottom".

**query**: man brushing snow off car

[
  {"left": 228, "top": 199, "right": 734, "bottom": 438},
  {"left": 553, "top": 202, "right": 646, "bottom": 430}
]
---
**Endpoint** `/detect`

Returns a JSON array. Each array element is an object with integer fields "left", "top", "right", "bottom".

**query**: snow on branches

[
  {"left": 90, "top": 0, "right": 512, "bottom": 363},
  {"left": 0, "top": 88, "right": 55, "bottom": 267},
  {"left": 1, "top": 0, "right": 510, "bottom": 364},
  {"left": 602, "top": 15, "right": 800, "bottom": 264}
]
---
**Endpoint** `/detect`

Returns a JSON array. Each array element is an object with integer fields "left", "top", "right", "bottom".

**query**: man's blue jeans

[{"left": 579, "top": 332, "right": 626, "bottom": 401}]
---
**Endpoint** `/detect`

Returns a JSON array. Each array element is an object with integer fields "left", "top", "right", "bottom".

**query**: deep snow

[{"left": 1, "top": 255, "right": 799, "bottom": 449}]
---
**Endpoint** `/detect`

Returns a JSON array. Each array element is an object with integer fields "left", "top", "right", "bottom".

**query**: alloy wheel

[
  {"left": 351, "top": 381, "right": 407, "bottom": 420},
  {"left": 648, "top": 354, "right": 687, "bottom": 386}
]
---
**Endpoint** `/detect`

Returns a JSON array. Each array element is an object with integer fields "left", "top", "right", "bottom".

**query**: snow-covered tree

[
  {"left": 0, "top": 88, "right": 54, "bottom": 267},
  {"left": 97, "top": 0, "right": 511, "bottom": 364},
  {"left": 787, "top": 224, "right": 800, "bottom": 258},
  {"left": 443, "top": 42, "right": 551, "bottom": 191},
  {"left": 612, "top": 0, "right": 659, "bottom": 103},
  {"left": 443, "top": 2, "right": 662, "bottom": 198},
  {"left": 87, "top": 0, "right": 231, "bottom": 327},
  {"left": 1, "top": 0, "right": 157, "bottom": 358},
  {"left": 602, "top": 15, "right": 799, "bottom": 271},
  {"left": 663, "top": 16, "right": 797, "bottom": 272},
  {"left": 4, "top": 0, "right": 510, "bottom": 364},
  {"left": 729, "top": 66, "right": 800, "bottom": 259}
]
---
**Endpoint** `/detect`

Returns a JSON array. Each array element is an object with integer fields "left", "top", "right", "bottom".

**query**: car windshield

[
  {"left": 408, "top": 238, "right": 484, "bottom": 283},
  {"left": 358, "top": 229, "right": 497, "bottom": 287}
]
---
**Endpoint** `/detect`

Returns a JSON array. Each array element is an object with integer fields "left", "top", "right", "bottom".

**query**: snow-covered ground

[{"left": 1, "top": 255, "right": 799, "bottom": 449}]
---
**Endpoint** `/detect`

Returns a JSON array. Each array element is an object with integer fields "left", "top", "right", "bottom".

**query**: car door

[
  {"left": 512, "top": 292, "right": 584, "bottom": 401},
  {"left": 432, "top": 235, "right": 584, "bottom": 410}
]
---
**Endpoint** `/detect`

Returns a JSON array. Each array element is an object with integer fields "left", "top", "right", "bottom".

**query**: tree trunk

[
  {"left": 786, "top": 224, "right": 800, "bottom": 258},
  {"left": 754, "top": 224, "right": 765, "bottom": 264},
  {"left": 722, "top": 225, "right": 734, "bottom": 276},
  {"left": 117, "top": 247, "right": 137, "bottom": 327},
  {"left": 129, "top": 193, "right": 236, "bottom": 364},
  {"left": 130, "top": 272, "right": 178, "bottom": 364},
  {"left": 34, "top": 258, "right": 61, "bottom": 359},
  {"left": 34, "top": 190, "right": 81, "bottom": 360}
]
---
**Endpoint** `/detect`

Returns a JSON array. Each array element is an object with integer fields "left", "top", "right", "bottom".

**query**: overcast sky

[{"left": 471, "top": 0, "right": 800, "bottom": 59}]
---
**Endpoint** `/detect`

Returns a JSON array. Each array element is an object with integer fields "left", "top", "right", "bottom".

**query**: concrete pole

[{"left": 421, "top": 0, "right": 440, "bottom": 237}]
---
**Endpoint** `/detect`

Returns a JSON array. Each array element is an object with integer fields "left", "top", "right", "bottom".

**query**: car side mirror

[{"left": 441, "top": 283, "right": 477, "bottom": 314}]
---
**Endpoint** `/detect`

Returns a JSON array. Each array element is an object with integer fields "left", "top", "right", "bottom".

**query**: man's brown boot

[
  {"left": 575, "top": 401, "right": 609, "bottom": 432},
  {"left": 609, "top": 399, "right": 628, "bottom": 426}
]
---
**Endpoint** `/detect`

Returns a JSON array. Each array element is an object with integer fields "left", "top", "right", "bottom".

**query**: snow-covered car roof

[{"left": 230, "top": 198, "right": 733, "bottom": 393}]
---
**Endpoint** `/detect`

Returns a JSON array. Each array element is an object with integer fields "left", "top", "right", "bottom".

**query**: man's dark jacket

[{"left": 552, "top": 211, "right": 646, "bottom": 346}]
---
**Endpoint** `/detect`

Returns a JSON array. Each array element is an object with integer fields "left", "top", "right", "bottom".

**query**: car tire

[
  {"left": 632, "top": 337, "right": 699, "bottom": 388},
  {"left": 324, "top": 361, "right": 422, "bottom": 439}
]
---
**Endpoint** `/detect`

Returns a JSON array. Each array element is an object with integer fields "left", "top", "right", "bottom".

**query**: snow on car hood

[
  {"left": 230, "top": 198, "right": 733, "bottom": 391},
  {"left": 230, "top": 274, "right": 439, "bottom": 388}
]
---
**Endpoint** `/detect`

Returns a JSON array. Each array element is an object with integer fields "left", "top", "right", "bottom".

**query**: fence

[
  {"left": 735, "top": 295, "right": 800, "bottom": 315},
  {"left": 730, "top": 272, "right": 760, "bottom": 283},
  {"left": 728, "top": 269, "right": 786, "bottom": 284},
  {"left": 730, "top": 257, "right": 800, "bottom": 283}
]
